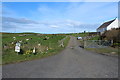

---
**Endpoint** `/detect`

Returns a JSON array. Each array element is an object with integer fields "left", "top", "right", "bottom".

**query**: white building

[{"left": 97, "top": 18, "right": 120, "bottom": 34}]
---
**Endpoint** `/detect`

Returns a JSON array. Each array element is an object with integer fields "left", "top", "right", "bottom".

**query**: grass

[
  {"left": 86, "top": 47, "right": 119, "bottom": 54},
  {"left": 72, "top": 33, "right": 89, "bottom": 37},
  {"left": 89, "top": 35, "right": 100, "bottom": 40},
  {"left": 2, "top": 33, "right": 70, "bottom": 64}
]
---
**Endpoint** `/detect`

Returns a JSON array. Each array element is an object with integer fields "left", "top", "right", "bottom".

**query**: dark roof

[{"left": 97, "top": 19, "right": 116, "bottom": 30}]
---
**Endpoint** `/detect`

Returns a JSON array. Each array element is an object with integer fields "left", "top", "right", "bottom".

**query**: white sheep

[
  {"left": 38, "top": 44, "right": 41, "bottom": 46},
  {"left": 13, "top": 37, "right": 16, "bottom": 39},
  {"left": 19, "top": 40, "right": 22, "bottom": 43},
  {"left": 26, "top": 39, "right": 29, "bottom": 41}
]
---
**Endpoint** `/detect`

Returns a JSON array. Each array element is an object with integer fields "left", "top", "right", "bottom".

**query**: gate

[{"left": 83, "top": 40, "right": 112, "bottom": 48}]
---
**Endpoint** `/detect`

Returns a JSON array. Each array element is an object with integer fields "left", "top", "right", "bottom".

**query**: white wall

[{"left": 107, "top": 18, "right": 119, "bottom": 30}]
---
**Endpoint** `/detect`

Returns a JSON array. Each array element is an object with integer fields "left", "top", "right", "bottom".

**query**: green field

[
  {"left": 2, "top": 33, "right": 70, "bottom": 64},
  {"left": 72, "top": 33, "right": 89, "bottom": 37}
]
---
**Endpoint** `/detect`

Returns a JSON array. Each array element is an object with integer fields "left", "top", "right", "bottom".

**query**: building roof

[{"left": 97, "top": 19, "right": 116, "bottom": 30}]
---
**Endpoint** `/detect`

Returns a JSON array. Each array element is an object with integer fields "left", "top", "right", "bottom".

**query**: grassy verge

[
  {"left": 2, "top": 33, "right": 70, "bottom": 65},
  {"left": 85, "top": 47, "right": 119, "bottom": 55}
]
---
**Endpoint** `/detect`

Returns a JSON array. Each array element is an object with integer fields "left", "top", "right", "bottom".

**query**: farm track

[{"left": 2, "top": 36, "right": 118, "bottom": 78}]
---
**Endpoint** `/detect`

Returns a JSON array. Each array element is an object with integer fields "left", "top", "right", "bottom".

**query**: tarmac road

[{"left": 2, "top": 36, "right": 118, "bottom": 78}]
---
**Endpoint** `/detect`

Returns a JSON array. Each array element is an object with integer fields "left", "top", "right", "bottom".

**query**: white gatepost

[{"left": 15, "top": 42, "right": 21, "bottom": 54}]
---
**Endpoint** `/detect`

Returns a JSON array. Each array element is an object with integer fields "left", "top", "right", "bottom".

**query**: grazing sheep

[
  {"left": 13, "top": 37, "right": 16, "bottom": 40},
  {"left": 13, "top": 37, "right": 16, "bottom": 39},
  {"left": 38, "top": 44, "right": 41, "bottom": 46},
  {"left": 19, "top": 40, "right": 22, "bottom": 43},
  {"left": 11, "top": 42, "right": 14, "bottom": 44},
  {"left": 43, "top": 36, "right": 49, "bottom": 40},
  {"left": 26, "top": 39, "right": 29, "bottom": 41}
]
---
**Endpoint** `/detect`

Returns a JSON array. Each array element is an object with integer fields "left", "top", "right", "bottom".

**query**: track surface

[{"left": 3, "top": 36, "right": 118, "bottom": 78}]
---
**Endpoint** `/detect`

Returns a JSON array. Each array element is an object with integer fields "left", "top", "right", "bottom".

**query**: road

[{"left": 2, "top": 36, "right": 118, "bottom": 78}]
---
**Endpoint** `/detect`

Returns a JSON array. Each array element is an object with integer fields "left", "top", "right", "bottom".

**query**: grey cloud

[
  {"left": 2, "top": 16, "right": 39, "bottom": 32},
  {"left": 75, "top": 24, "right": 100, "bottom": 31},
  {"left": 2, "top": 17, "right": 39, "bottom": 24},
  {"left": 2, "top": 17, "right": 100, "bottom": 33}
]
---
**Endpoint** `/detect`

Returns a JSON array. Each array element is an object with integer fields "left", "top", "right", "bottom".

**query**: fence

[{"left": 83, "top": 40, "right": 113, "bottom": 48}]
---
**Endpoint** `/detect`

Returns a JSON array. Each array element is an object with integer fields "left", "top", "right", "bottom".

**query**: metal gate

[{"left": 83, "top": 40, "right": 112, "bottom": 48}]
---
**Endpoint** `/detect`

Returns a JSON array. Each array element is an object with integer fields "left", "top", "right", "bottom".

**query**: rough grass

[
  {"left": 72, "top": 33, "right": 89, "bottom": 37},
  {"left": 86, "top": 47, "right": 119, "bottom": 54},
  {"left": 89, "top": 35, "right": 100, "bottom": 40},
  {"left": 2, "top": 33, "right": 70, "bottom": 65}
]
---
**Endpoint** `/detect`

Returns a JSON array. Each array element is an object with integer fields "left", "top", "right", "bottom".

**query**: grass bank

[
  {"left": 2, "top": 33, "right": 70, "bottom": 64},
  {"left": 86, "top": 47, "right": 119, "bottom": 55}
]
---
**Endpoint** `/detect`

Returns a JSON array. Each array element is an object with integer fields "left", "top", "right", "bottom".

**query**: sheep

[{"left": 26, "top": 39, "right": 29, "bottom": 41}]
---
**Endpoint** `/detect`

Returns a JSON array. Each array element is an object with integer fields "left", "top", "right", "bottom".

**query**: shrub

[{"left": 101, "top": 28, "right": 120, "bottom": 43}]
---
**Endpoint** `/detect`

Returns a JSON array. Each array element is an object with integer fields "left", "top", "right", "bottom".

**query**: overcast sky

[{"left": 2, "top": 2, "right": 118, "bottom": 34}]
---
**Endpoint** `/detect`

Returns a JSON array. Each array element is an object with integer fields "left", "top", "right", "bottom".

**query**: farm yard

[{"left": 2, "top": 33, "right": 70, "bottom": 64}]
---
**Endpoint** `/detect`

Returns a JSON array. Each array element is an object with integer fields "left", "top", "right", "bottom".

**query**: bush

[{"left": 101, "top": 28, "right": 120, "bottom": 43}]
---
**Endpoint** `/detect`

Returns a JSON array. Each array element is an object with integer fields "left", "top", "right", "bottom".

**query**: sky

[{"left": 2, "top": 2, "right": 118, "bottom": 34}]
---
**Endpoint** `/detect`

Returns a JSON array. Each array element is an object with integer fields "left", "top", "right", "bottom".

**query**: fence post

[
  {"left": 84, "top": 40, "right": 86, "bottom": 48},
  {"left": 111, "top": 40, "right": 113, "bottom": 46}
]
